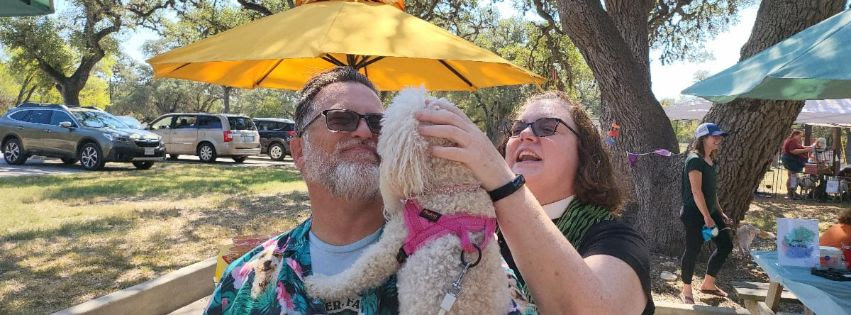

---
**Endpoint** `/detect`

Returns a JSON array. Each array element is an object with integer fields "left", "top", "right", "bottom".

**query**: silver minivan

[{"left": 146, "top": 113, "right": 261, "bottom": 163}]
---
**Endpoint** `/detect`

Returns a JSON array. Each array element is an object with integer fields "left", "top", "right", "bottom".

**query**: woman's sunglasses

[
  {"left": 297, "top": 109, "right": 383, "bottom": 137},
  {"left": 509, "top": 117, "right": 578, "bottom": 137}
]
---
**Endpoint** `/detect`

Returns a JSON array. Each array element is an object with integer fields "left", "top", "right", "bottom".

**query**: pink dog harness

[{"left": 396, "top": 198, "right": 498, "bottom": 263}]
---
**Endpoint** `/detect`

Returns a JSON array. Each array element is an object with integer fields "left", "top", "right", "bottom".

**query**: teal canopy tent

[
  {"left": 0, "top": 0, "right": 54, "bottom": 17},
  {"left": 682, "top": 9, "right": 851, "bottom": 103}
]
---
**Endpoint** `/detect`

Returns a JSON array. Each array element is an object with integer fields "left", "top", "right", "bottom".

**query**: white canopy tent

[
  {"left": 665, "top": 97, "right": 851, "bottom": 172},
  {"left": 664, "top": 97, "right": 851, "bottom": 126}
]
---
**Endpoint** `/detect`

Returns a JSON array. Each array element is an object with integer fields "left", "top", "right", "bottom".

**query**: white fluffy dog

[{"left": 304, "top": 87, "right": 509, "bottom": 314}]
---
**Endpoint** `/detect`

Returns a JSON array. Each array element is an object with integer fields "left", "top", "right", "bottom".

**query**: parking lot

[{"left": 0, "top": 154, "right": 293, "bottom": 177}]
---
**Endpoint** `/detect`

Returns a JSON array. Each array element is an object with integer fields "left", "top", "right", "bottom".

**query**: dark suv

[
  {"left": 0, "top": 103, "right": 165, "bottom": 170},
  {"left": 253, "top": 118, "right": 295, "bottom": 161}
]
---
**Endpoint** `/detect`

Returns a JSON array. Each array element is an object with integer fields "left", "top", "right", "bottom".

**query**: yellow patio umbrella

[{"left": 146, "top": 0, "right": 544, "bottom": 91}]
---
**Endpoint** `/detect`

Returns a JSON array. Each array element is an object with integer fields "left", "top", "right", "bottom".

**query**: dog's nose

[{"left": 263, "top": 260, "right": 273, "bottom": 270}]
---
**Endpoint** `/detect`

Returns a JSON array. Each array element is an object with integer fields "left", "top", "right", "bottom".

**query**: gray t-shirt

[
  {"left": 309, "top": 228, "right": 382, "bottom": 276},
  {"left": 309, "top": 228, "right": 382, "bottom": 314}
]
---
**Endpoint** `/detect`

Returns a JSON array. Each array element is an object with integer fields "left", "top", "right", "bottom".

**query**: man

[
  {"left": 205, "top": 67, "right": 396, "bottom": 314},
  {"left": 206, "top": 67, "right": 532, "bottom": 315}
]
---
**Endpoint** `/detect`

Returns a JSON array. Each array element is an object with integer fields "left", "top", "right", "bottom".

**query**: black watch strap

[{"left": 488, "top": 174, "right": 525, "bottom": 202}]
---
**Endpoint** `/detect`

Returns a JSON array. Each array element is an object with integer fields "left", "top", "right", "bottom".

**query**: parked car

[
  {"left": 253, "top": 118, "right": 295, "bottom": 161},
  {"left": 146, "top": 113, "right": 261, "bottom": 163},
  {"left": 117, "top": 115, "right": 144, "bottom": 130},
  {"left": 0, "top": 103, "right": 165, "bottom": 170}
]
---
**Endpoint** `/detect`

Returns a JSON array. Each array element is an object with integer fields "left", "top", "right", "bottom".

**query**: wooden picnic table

[{"left": 751, "top": 251, "right": 851, "bottom": 315}]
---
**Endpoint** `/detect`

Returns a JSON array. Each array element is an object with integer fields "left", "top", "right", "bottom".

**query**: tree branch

[
  {"left": 236, "top": 0, "right": 273, "bottom": 16},
  {"left": 532, "top": 0, "right": 564, "bottom": 34}
]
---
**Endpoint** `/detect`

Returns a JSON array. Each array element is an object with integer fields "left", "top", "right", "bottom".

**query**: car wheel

[
  {"left": 168, "top": 154, "right": 180, "bottom": 160},
  {"left": 197, "top": 142, "right": 217, "bottom": 163},
  {"left": 232, "top": 156, "right": 247, "bottom": 163},
  {"left": 78, "top": 142, "right": 105, "bottom": 171},
  {"left": 60, "top": 158, "right": 77, "bottom": 165},
  {"left": 269, "top": 143, "right": 285, "bottom": 161},
  {"left": 3, "top": 138, "right": 28, "bottom": 165},
  {"left": 132, "top": 161, "right": 155, "bottom": 170}
]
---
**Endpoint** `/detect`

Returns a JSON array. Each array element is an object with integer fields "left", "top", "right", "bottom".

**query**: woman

[
  {"left": 781, "top": 130, "right": 813, "bottom": 199},
  {"left": 820, "top": 209, "right": 851, "bottom": 249},
  {"left": 678, "top": 123, "right": 734, "bottom": 304},
  {"left": 416, "top": 91, "right": 652, "bottom": 314}
]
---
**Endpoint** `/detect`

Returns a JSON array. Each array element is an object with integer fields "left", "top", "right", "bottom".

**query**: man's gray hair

[{"left": 294, "top": 67, "right": 379, "bottom": 135}]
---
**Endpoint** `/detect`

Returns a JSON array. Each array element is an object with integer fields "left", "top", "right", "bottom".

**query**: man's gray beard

[{"left": 301, "top": 135, "right": 380, "bottom": 201}]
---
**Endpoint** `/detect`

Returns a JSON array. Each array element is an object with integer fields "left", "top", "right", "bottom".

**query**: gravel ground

[{"left": 649, "top": 195, "right": 849, "bottom": 312}]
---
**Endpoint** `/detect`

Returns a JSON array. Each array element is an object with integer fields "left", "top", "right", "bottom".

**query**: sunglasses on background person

[
  {"left": 509, "top": 117, "right": 578, "bottom": 138},
  {"left": 297, "top": 109, "right": 383, "bottom": 137}
]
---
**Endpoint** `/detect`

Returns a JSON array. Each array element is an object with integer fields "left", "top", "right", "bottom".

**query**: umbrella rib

[
  {"left": 254, "top": 59, "right": 284, "bottom": 88},
  {"left": 438, "top": 60, "right": 474, "bottom": 88},
  {"left": 322, "top": 54, "right": 347, "bottom": 67},
  {"left": 358, "top": 56, "right": 385, "bottom": 69},
  {"left": 171, "top": 63, "right": 192, "bottom": 73}
]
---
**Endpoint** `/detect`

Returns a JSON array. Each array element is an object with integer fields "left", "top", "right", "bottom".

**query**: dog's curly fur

[{"left": 304, "top": 87, "right": 509, "bottom": 314}]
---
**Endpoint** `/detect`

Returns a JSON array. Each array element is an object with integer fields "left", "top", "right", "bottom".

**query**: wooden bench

[
  {"left": 731, "top": 281, "right": 807, "bottom": 315},
  {"left": 654, "top": 301, "right": 749, "bottom": 315}
]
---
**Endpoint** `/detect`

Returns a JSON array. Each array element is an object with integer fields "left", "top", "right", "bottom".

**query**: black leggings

[{"left": 680, "top": 212, "right": 733, "bottom": 285}]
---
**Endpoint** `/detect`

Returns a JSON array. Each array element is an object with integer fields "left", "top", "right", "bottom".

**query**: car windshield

[
  {"left": 71, "top": 110, "right": 130, "bottom": 129},
  {"left": 118, "top": 116, "right": 143, "bottom": 129}
]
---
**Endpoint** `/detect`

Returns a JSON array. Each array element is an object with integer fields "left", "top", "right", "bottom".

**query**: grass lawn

[{"left": 0, "top": 163, "right": 309, "bottom": 314}]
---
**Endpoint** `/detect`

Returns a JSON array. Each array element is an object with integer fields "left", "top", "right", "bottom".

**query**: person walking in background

[
  {"left": 781, "top": 130, "right": 813, "bottom": 200},
  {"left": 679, "top": 123, "right": 734, "bottom": 305}
]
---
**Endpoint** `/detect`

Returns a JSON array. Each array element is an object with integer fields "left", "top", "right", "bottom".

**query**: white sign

[
  {"left": 826, "top": 178, "right": 839, "bottom": 194},
  {"left": 777, "top": 218, "right": 820, "bottom": 267}
]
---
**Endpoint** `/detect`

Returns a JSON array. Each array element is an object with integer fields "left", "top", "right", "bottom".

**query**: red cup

[{"left": 842, "top": 242, "right": 851, "bottom": 269}]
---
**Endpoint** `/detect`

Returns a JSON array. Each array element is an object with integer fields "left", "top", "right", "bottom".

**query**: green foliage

[
  {"left": 650, "top": 0, "right": 756, "bottom": 64},
  {"left": 0, "top": 0, "right": 171, "bottom": 105},
  {"left": 671, "top": 120, "right": 700, "bottom": 144},
  {"left": 0, "top": 63, "right": 16, "bottom": 112},
  {"left": 231, "top": 88, "right": 298, "bottom": 118},
  {"left": 0, "top": 17, "right": 76, "bottom": 74}
]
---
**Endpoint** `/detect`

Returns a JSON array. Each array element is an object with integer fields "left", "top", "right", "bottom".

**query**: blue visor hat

[{"left": 695, "top": 123, "right": 728, "bottom": 138}]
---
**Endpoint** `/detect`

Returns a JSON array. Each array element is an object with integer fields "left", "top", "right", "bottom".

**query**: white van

[{"left": 146, "top": 113, "right": 261, "bottom": 163}]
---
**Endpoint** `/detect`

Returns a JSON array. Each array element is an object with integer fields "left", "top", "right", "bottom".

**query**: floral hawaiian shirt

[{"left": 204, "top": 218, "right": 535, "bottom": 315}]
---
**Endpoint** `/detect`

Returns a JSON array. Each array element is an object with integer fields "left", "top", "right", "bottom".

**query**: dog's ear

[{"left": 379, "top": 87, "right": 434, "bottom": 199}]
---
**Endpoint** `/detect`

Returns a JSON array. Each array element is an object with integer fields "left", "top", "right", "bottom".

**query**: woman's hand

[
  {"left": 704, "top": 215, "right": 716, "bottom": 228},
  {"left": 721, "top": 213, "right": 733, "bottom": 225},
  {"left": 415, "top": 99, "right": 515, "bottom": 190}
]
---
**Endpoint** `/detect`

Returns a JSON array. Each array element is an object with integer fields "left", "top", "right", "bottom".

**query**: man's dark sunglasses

[
  {"left": 509, "top": 117, "right": 578, "bottom": 137},
  {"left": 297, "top": 109, "right": 383, "bottom": 137}
]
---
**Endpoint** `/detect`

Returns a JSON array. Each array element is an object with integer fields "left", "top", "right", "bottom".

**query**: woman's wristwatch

[{"left": 487, "top": 174, "right": 525, "bottom": 202}]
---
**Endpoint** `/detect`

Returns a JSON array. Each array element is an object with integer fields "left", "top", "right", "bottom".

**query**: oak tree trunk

[
  {"left": 223, "top": 86, "right": 232, "bottom": 113},
  {"left": 702, "top": 0, "right": 845, "bottom": 224},
  {"left": 554, "top": 0, "right": 684, "bottom": 255}
]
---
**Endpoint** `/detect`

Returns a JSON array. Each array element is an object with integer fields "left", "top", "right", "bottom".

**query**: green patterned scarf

[{"left": 553, "top": 198, "right": 615, "bottom": 246}]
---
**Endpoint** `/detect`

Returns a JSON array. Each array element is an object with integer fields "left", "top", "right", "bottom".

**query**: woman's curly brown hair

[
  {"left": 839, "top": 209, "right": 851, "bottom": 225},
  {"left": 512, "top": 91, "right": 624, "bottom": 212}
]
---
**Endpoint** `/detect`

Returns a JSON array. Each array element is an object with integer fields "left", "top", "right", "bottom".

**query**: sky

[{"left": 56, "top": 0, "right": 758, "bottom": 101}]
